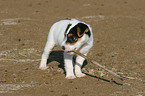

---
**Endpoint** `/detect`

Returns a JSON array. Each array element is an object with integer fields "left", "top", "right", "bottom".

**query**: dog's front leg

[
  {"left": 64, "top": 52, "right": 76, "bottom": 79},
  {"left": 75, "top": 55, "right": 86, "bottom": 78},
  {"left": 75, "top": 44, "right": 93, "bottom": 78}
]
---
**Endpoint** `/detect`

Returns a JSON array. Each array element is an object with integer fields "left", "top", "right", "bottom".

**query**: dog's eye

[{"left": 68, "top": 36, "right": 78, "bottom": 43}]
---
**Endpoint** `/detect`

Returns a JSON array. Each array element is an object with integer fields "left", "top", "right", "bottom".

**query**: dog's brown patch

[
  {"left": 77, "top": 26, "right": 89, "bottom": 37},
  {"left": 67, "top": 33, "right": 73, "bottom": 37}
]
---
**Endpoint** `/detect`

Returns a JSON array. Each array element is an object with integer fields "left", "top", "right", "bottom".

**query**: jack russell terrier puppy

[{"left": 39, "top": 19, "right": 93, "bottom": 79}]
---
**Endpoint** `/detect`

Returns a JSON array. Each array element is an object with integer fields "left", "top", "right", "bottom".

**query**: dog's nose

[{"left": 62, "top": 46, "right": 65, "bottom": 50}]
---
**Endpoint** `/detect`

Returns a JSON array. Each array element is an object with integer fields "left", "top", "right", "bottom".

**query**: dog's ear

[{"left": 77, "top": 23, "right": 89, "bottom": 37}]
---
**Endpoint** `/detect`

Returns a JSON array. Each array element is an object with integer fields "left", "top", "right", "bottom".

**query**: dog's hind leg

[{"left": 39, "top": 40, "right": 55, "bottom": 70}]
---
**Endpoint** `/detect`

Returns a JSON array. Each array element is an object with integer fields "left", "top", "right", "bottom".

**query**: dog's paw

[
  {"left": 76, "top": 73, "right": 86, "bottom": 78},
  {"left": 39, "top": 66, "right": 48, "bottom": 70},
  {"left": 65, "top": 75, "right": 76, "bottom": 79}
]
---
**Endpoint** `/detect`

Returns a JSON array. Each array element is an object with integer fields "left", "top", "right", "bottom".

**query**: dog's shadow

[
  {"left": 46, "top": 51, "right": 65, "bottom": 70},
  {"left": 46, "top": 51, "right": 88, "bottom": 73},
  {"left": 46, "top": 51, "right": 123, "bottom": 85}
]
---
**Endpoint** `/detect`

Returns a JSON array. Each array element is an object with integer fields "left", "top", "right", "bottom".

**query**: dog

[{"left": 39, "top": 19, "right": 93, "bottom": 79}]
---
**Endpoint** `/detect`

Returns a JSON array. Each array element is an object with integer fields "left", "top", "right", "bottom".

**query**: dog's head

[{"left": 61, "top": 22, "right": 91, "bottom": 52}]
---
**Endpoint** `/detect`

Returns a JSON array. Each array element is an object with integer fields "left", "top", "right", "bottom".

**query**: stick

[{"left": 71, "top": 49, "right": 124, "bottom": 81}]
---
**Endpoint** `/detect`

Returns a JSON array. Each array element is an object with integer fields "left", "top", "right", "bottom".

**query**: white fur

[{"left": 39, "top": 19, "right": 93, "bottom": 79}]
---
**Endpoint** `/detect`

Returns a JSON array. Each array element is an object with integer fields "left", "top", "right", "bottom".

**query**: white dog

[{"left": 39, "top": 19, "right": 93, "bottom": 79}]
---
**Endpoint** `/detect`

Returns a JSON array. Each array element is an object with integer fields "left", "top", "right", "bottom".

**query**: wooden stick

[{"left": 71, "top": 49, "right": 124, "bottom": 81}]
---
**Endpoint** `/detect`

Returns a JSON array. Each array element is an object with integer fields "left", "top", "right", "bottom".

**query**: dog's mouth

[
  {"left": 67, "top": 50, "right": 73, "bottom": 53},
  {"left": 67, "top": 51, "right": 74, "bottom": 54},
  {"left": 66, "top": 48, "right": 76, "bottom": 54}
]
